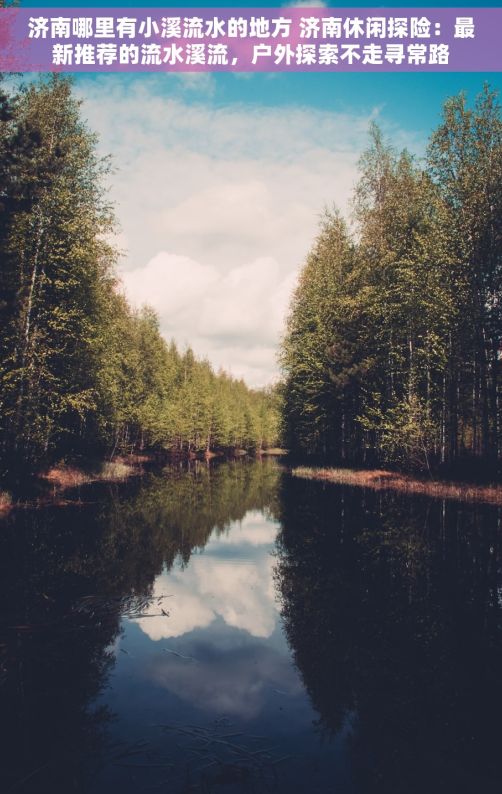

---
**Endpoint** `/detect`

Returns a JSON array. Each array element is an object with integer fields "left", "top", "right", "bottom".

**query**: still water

[{"left": 1, "top": 460, "right": 502, "bottom": 793}]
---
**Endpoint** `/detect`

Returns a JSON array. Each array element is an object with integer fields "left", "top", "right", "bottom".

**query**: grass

[
  {"left": 292, "top": 466, "right": 502, "bottom": 506},
  {"left": 0, "top": 490, "right": 12, "bottom": 514},
  {"left": 41, "top": 457, "right": 139, "bottom": 491}
]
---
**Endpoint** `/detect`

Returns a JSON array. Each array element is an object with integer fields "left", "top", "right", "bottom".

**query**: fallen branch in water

[{"left": 162, "top": 648, "right": 195, "bottom": 661}]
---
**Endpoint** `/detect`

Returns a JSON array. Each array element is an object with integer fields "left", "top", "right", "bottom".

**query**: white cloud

[
  {"left": 134, "top": 511, "right": 279, "bottom": 641},
  {"left": 78, "top": 76, "right": 413, "bottom": 385},
  {"left": 122, "top": 252, "right": 296, "bottom": 383},
  {"left": 123, "top": 252, "right": 219, "bottom": 319}
]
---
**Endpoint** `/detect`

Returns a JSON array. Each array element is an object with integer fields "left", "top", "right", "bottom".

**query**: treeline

[
  {"left": 281, "top": 86, "right": 502, "bottom": 475},
  {"left": 0, "top": 75, "right": 279, "bottom": 479}
]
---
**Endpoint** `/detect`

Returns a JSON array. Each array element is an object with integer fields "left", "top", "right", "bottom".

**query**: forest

[
  {"left": 0, "top": 75, "right": 280, "bottom": 484},
  {"left": 2, "top": 75, "right": 501, "bottom": 487},
  {"left": 281, "top": 85, "right": 502, "bottom": 476}
]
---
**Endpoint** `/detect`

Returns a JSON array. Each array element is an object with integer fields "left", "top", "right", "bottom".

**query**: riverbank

[
  {"left": 41, "top": 455, "right": 148, "bottom": 489},
  {"left": 292, "top": 466, "right": 502, "bottom": 506},
  {"left": 0, "top": 455, "right": 149, "bottom": 515},
  {"left": 0, "top": 450, "right": 287, "bottom": 515}
]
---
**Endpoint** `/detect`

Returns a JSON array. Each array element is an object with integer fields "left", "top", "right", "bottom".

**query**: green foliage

[
  {"left": 0, "top": 76, "right": 280, "bottom": 478},
  {"left": 281, "top": 86, "right": 502, "bottom": 473},
  {"left": 359, "top": 395, "right": 436, "bottom": 473},
  {"left": 0, "top": 75, "right": 116, "bottom": 469}
]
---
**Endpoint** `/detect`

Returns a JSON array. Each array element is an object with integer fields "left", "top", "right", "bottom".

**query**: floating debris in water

[
  {"left": 162, "top": 648, "right": 195, "bottom": 661},
  {"left": 73, "top": 592, "right": 172, "bottom": 620},
  {"left": 149, "top": 721, "right": 291, "bottom": 789}
]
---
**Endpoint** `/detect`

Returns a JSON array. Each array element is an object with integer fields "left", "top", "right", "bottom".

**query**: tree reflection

[
  {"left": 0, "top": 459, "right": 281, "bottom": 793},
  {"left": 276, "top": 476, "right": 502, "bottom": 794}
]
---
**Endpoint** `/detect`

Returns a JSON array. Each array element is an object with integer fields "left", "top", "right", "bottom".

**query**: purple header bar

[{"left": 0, "top": 8, "right": 500, "bottom": 72}]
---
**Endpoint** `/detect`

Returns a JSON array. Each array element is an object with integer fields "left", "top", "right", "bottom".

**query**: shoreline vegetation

[
  {"left": 41, "top": 455, "right": 146, "bottom": 489},
  {"left": 0, "top": 449, "right": 288, "bottom": 514},
  {"left": 292, "top": 466, "right": 502, "bottom": 507},
  {"left": 0, "top": 455, "right": 145, "bottom": 515}
]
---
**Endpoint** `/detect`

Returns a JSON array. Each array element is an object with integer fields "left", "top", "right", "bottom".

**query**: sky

[{"left": 17, "top": 1, "right": 502, "bottom": 385}]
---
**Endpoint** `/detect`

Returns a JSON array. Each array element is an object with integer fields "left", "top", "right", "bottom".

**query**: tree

[
  {"left": 0, "top": 75, "right": 117, "bottom": 474},
  {"left": 427, "top": 85, "right": 502, "bottom": 464},
  {"left": 281, "top": 87, "right": 502, "bottom": 474},
  {"left": 0, "top": 76, "right": 284, "bottom": 480}
]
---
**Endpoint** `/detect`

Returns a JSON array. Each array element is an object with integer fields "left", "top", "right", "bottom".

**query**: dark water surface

[{"left": 1, "top": 460, "right": 502, "bottom": 794}]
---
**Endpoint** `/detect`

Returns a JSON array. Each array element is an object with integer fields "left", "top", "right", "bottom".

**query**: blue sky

[{"left": 16, "top": 2, "right": 502, "bottom": 384}]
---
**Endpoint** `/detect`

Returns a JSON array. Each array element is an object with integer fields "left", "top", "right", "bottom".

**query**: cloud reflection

[
  {"left": 147, "top": 642, "right": 302, "bottom": 719},
  {"left": 134, "top": 511, "right": 279, "bottom": 641}
]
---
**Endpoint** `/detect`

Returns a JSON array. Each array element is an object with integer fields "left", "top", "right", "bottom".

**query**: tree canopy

[
  {"left": 281, "top": 86, "right": 502, "bottom": 475},
  {"left": 0, "top": 75, "right": 280, "bottom": 480}
]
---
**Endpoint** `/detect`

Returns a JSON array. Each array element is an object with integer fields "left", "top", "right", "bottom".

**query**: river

[{"left": 1, "top": 459, "right": 501, "bottom": 793}]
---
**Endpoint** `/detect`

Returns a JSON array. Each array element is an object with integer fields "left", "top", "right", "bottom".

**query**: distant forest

[
  {"left": 281, "top": 85, "right": 502, "bottom": 476},
  {"left": 0, "top": 75, "right": 280, "bottom": 480}
]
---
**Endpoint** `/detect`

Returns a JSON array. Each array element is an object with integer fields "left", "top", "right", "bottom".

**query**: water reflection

[
  {"left": 276, "top": 476, "right": 502, "bottom": 794},
  {"left": 136, "top": 511, "right": 278, "bottom": 641},
  {"left": 0, "top": 460, "right": 289, "bottom": 793},
  {"left": 2, "top": 461, "right": 502, "bottom": 793},
  {"left": 0, "top": 498, "right": 122, "bottom": 794}
]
